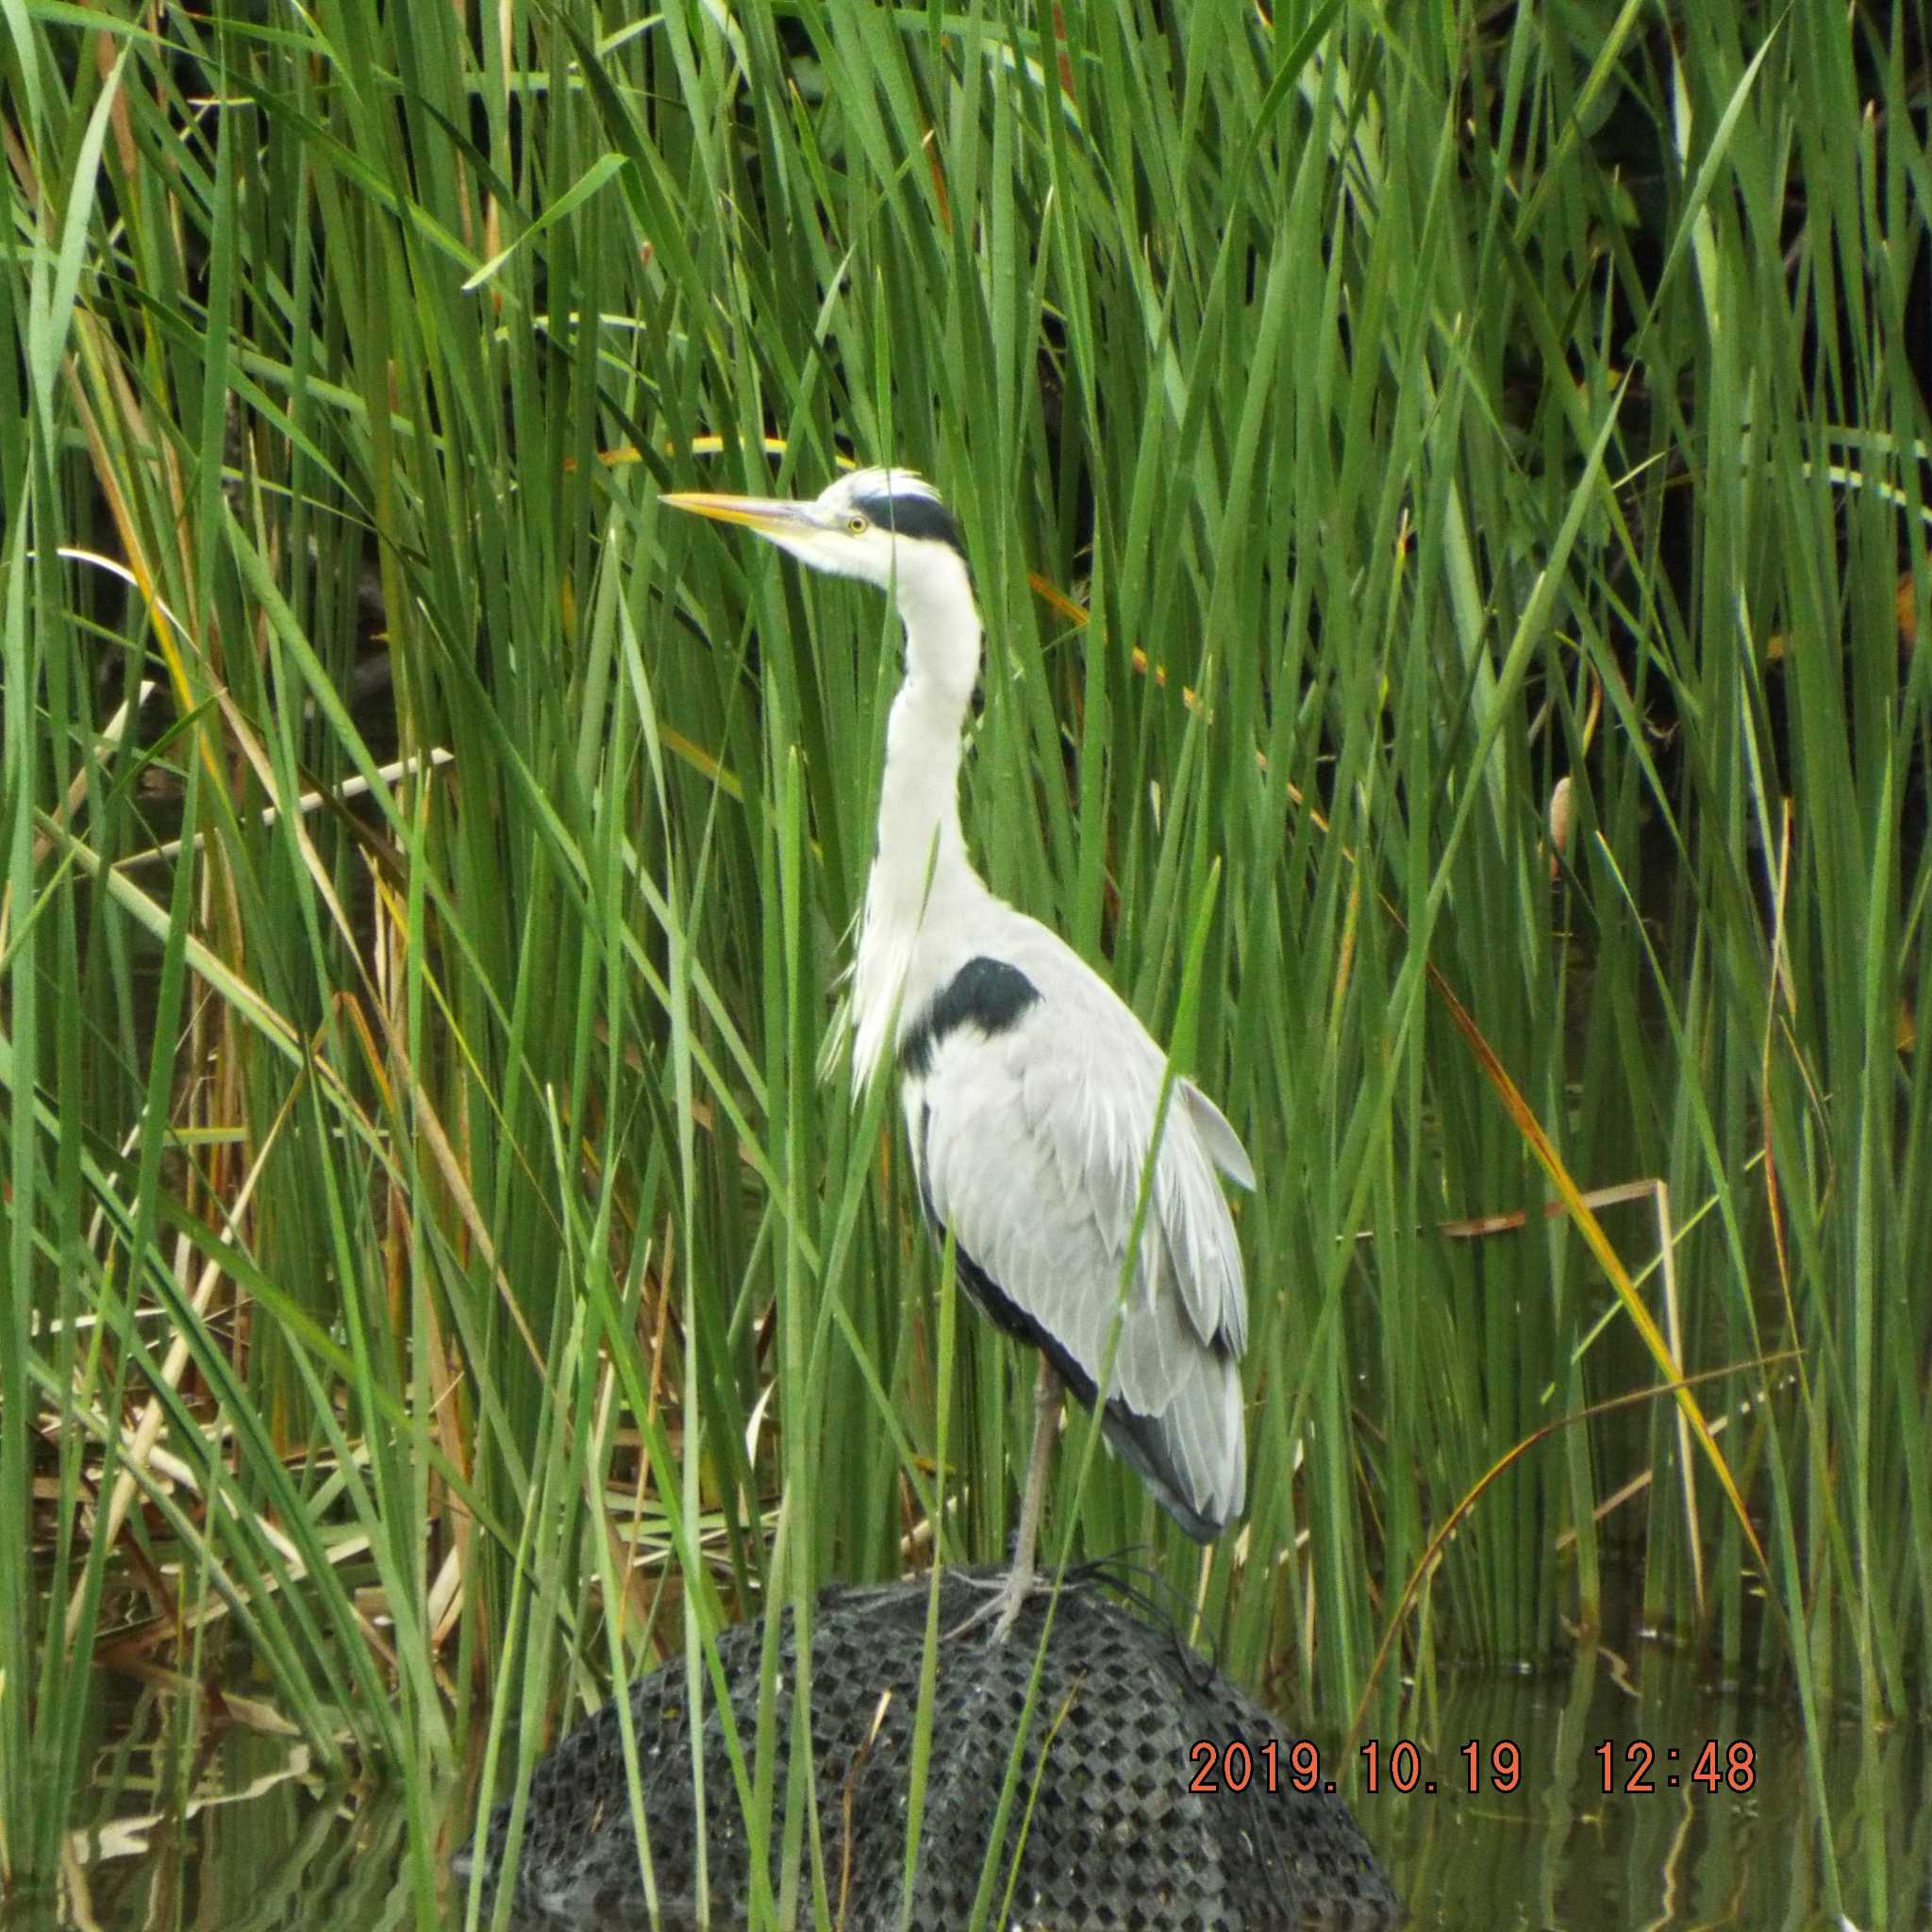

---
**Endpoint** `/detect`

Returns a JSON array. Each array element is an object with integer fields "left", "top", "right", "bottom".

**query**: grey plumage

[
  {"left": 903, "top": 911, "right": 1249, "bottom": 1539},
  {"left": 664, "top": 465, "right": 1254, "bottom": 1633}
]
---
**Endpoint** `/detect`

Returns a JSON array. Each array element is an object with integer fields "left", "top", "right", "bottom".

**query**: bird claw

[{"left": 944, "top": 1567, "right": 1043, "bottom": 1643}]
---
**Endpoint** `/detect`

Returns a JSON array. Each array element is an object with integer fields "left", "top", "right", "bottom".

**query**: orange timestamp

[
  {"left": 1187, "top": 1738, "right": 1524, "bottom": 1795},
  {"left": 1597, "top": 1739, "right": 1756, "bottom": 1792},
  {"left": 1186, "top": 1736, "right": 1759, "bottom": 1797}
]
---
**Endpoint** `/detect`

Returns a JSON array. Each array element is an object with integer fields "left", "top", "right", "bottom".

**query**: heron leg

[
  {"left": 950, "top": 1356, "right": 1063, "bottom": 1642},
  {"left": 1007, "top": 1356, "right": 1062, "bottom": 1601}
]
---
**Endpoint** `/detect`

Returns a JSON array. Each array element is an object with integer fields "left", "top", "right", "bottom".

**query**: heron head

[{"left": 663, "top": 467, "right": 967, "bottom": 599}]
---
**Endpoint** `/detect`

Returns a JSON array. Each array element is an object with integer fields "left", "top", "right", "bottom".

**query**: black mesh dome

[{"left": 453, "top": 1570, "right": 1402, "bottom": 1930}]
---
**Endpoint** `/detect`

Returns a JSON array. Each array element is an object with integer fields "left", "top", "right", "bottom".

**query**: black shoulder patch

[
  {"left": 899, "top": 956, "right": 1041, "bottom": 1078},
  {"left": 854, "top": 490, "right": 965, "bottom": 558}
]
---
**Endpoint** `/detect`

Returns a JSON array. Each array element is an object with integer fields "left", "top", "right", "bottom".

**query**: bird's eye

[{"left": 845, "top": 513, "right": 870, "bottom": 535}]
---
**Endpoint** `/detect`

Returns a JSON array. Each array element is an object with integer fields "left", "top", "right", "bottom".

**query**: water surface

[{"left": 21, "top": 1649, "right": 1925, "bottom": 1929}]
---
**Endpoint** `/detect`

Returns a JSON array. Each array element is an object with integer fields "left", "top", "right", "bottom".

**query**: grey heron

[{"left": 664, "top": 467, "right": 1253, "bottom": 1640}]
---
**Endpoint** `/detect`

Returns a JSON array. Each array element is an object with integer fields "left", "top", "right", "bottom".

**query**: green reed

[{"left": 3, "top": 2, "right": 1928, "bottom": 1922}]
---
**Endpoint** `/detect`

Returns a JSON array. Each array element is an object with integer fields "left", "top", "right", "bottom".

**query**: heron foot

[{"left": 944, "top": 1564, "right": 1044, "bottom": 1643}]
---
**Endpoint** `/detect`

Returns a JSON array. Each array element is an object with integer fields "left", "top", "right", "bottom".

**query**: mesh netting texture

[{"left": 453, "top": 1571, "right": 1401, "bottom": 1930}]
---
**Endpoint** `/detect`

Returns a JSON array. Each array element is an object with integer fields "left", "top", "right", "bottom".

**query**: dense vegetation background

[{"left": 4, "top": 0, "right": 1930, "bottom": 1917}]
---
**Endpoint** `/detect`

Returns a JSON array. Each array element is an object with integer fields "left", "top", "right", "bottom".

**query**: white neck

[{"left": 849, "top": 555, "right": 990, "bottom": 1086}]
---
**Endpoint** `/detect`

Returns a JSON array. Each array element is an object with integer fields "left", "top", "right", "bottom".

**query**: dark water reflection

[
  {"left": 18, "top": 1651, "right": 1927, "bottom": 1930},
  {"left": 1366, "top": 1645, "right": 1929, "bottom": 1928}
]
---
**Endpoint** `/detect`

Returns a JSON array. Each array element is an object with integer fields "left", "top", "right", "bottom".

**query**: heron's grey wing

[
  {"left": 1180, "top": 1079, "right": 1257, "bottom": 1191},
  {"left": 909, "top": 974, "right": 1248, "bottom": 1535}
]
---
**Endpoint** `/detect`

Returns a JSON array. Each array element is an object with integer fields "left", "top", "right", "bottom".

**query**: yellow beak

[{"left": 660, "top": 491, "right": 823, "bottom": 539}]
